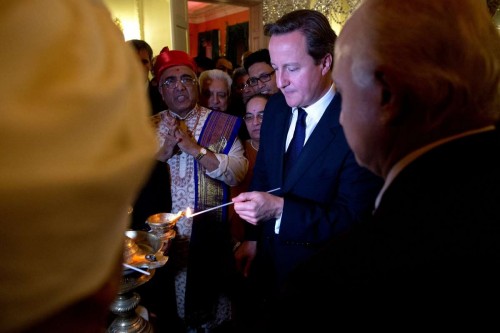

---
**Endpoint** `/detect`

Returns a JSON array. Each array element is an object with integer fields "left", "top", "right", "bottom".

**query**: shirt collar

[{"left": 293, "top": 85, "right": 335, "bottom": 124}]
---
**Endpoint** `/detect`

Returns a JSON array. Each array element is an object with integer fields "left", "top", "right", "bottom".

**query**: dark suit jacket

[
  {"left": 131, "top": 161, "right": 172, "bottom": 230},
  {"left": 248, "top": 91, "right": 383, "bottom": 289},
  {"left": 269, "top": 128, "right": 500, "bottom": 331},
  {"left": 148, "top": 80, "right": 167, "bottom": 115}
]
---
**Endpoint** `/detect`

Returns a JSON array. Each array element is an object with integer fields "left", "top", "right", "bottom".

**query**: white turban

[{"left": 0, "top": 0, "right": 157, "bottom": 331}]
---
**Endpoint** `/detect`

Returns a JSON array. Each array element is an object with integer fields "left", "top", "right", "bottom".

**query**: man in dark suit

[
  {"left": 267, "top": 0, "right": 500, "bottom": 331},
  {"left": 232, "top": 9, "right": 383, "bottom": 322}
]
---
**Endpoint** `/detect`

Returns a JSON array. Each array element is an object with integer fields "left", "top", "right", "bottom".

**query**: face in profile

[
  {"left": 333, "top": 19, "right": 384, "bottom": 173},
  {"left": 200, "top": 78, "right": 229, "bottom": 112},
  {"left": 244, "top": 95, "right": 267, "bottom": 142},
  {"left": 137, "top": 49, "right": 152, "bottom": 82},
  {"left": 158, "top": 65, "right": 198, "bottom": 115},
  {"left": 233, "top": 73, "right": 255, "bottom": 104}
]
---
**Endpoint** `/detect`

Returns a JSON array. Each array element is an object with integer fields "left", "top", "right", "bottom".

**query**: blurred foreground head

[
  {"left": 334, "top": 0, "right": 500, "bottom": 177},
  {"left": 0, "top": 0, "right": 157, "bottom": 331}
]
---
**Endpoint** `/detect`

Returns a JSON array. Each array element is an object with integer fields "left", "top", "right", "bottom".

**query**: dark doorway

[
  {"left": 226, "top": 22, "right": 249, "bottom": 68},
  {"left": 198, "top": 29, "right": 219, "bottom": 60}
]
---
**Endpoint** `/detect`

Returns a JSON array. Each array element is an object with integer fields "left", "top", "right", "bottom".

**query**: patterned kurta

[{"left": 153, "top": 105, "right": 247, "bottom": 330}]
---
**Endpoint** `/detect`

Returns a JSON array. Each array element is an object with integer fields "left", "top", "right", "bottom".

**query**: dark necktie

[{"left": 285, "top": 107, "right": 307, "bottom": 174}]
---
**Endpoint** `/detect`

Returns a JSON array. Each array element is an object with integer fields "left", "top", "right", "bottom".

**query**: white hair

[{"left": 199, "top": 69, "right": 232, "bottom": 95}]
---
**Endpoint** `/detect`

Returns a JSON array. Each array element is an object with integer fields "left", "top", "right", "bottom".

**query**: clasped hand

[{"left": 156, "top": 114, "right": 198, "bottom": 162}]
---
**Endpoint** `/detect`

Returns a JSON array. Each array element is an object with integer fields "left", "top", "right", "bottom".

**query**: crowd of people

[{"left": 3, "top": 0, "right": 499, "bottom": 332}]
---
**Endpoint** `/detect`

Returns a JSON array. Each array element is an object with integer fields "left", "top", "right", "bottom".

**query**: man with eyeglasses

[
  {"left": 243, "top": 49, "right": 280, "bottom": 96},
  {"left": 231, "top": 67, "right": 255, "bottom": 106},
  {"left": 228, "top": 67, "right": 256, "bottom": 142},
  {"left": 149, "top": 47, "right": 248, "bottom": 332}
]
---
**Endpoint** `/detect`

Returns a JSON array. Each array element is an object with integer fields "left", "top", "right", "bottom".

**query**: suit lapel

[
  {"left": 282, "top": 94, "right": 342, "bottom": 189},
  {"left": 275, "top": 103, "right": 293, "bottom": 185}
]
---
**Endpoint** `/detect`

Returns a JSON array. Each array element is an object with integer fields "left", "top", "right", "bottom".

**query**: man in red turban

[{"left": 149, "top": 46, "right": 248, "bottom": 332}]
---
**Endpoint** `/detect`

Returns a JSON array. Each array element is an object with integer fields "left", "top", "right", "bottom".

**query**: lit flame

[{"left": 185, "top": 207, "right": 192, "bottom": 218}]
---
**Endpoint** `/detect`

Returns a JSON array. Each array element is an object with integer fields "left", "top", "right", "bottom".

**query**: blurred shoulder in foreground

[{"left": 0, "top": 0, "right": 157, "bottom": 331}]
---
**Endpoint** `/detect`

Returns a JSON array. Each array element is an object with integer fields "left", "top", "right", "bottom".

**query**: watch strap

[{"left": 195, "top": 147, "right": 207, "bottom": 161}]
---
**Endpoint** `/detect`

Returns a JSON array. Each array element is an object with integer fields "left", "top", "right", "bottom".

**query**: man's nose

[{"left": 275, "top": 71, "right": 288, "bottom": 89}]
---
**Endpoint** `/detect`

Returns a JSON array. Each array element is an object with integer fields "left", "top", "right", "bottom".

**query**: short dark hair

[
  {"left": 245, "top": 92, "right": 270, "bottom": 106},
  {"left": 243, "top": 48, "right": 271, "bottom": 72},
  {"left": 126, "top": 39, "right": 153, "bottom": 60},
  {"left": 194, "top": 55, "right": 215, "bottom": 71},
  {"left": 231, "top": 67, "right": 248, "bottom": 89},
  {"left": 264, "top": 9, "right": 336, "bottom": 66}
]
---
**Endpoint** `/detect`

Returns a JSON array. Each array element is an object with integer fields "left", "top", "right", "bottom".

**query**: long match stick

[
  {"left": 187, "top": 187, "right": 281, "bottom": 218},
  {"left": 123, "top": 263, "right": 151, "bottom": 275}
]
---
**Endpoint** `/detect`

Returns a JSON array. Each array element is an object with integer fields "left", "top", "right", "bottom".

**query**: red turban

[{"left": 153, "top": 47, "right": 197, "bottom": 78}]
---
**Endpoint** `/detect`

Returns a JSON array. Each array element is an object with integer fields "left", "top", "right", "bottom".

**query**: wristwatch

[{"left": 195, "top": 147, "right": 208, "bottom": 161}]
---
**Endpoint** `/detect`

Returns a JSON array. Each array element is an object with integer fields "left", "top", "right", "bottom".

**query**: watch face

[{"left": 196, "top": 147, "right": 208, "bottom": 161}]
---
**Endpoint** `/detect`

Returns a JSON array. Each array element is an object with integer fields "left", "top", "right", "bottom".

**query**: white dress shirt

[{"left": 276, "top": 85, "right": 336, "bottom": 233}]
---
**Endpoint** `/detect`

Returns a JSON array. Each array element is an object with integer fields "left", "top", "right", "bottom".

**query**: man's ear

[
  {"left": 321, "top": 53, "right": 333, "bottom": 76},
  {"left": 375, "top": 69, "right": 401, "bottom": 125},
  {"left": 375, "top": 70, "right": 392, "bottom": 106}
]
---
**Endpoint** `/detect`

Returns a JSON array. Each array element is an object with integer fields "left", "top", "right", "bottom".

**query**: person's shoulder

[
  {"left": 151, "top": 110, "right": 168, "bottom": 126},
  {"left": 207, "top": 109, "right": 241, "bottom": 122},
  {"left": 267, "top": 91, "right": 286, "bottom": 106},
  {"left": 198, "top": 105, "right": 211, "bottom": 114},
  {"left": 264, "top": 92, "right": 290, "bottom": 117}
]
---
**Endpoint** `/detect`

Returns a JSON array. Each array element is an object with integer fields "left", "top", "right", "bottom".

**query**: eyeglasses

[
  {"left": 246, "top": 71, "right": 275, "bottom": 87},
  {"left": 243, "top": 111, "right": 264, "bottom": 123},
  {"left": 160, "top": 76, "right": 197, "bottom": 89},
  {"left": 236, "top": 83, "right": 250, "bottom": 91}
]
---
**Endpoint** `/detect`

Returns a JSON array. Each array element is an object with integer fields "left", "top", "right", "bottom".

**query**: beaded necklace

[{"left": 250, "top": 140, "right": 259, "bottom": 151}]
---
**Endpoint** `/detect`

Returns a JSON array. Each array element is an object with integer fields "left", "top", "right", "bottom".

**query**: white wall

[
  {"left": 102, "top": 0, "right": 189, "bottom": 56},
  {"left": 102, "top": 0, "right": 271, "bottom": 55}
]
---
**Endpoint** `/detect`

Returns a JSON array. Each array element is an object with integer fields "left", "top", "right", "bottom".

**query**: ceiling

[
  {"left": 188, "top": 1, "right": 216, "bottom": 13},
  {"left": 188, "top": 1, "right": 249, "bottom": 23}
]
